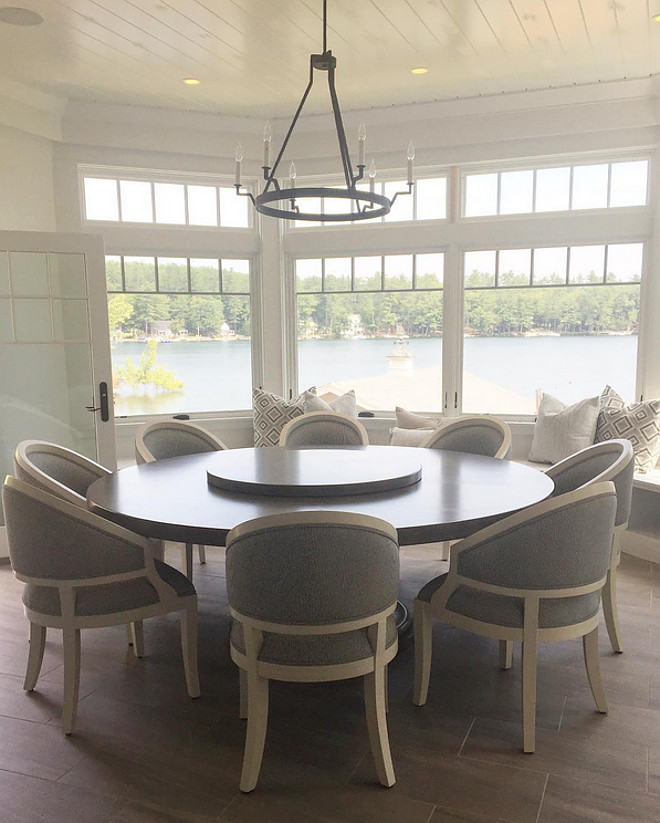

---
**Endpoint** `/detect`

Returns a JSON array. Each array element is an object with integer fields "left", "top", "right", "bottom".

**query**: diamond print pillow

[
  {"left": 596, "top": 386, "right": 660, "bottom": 473},
  {"left": 253, "top": 387, "right": 312, "bottom": 447}
]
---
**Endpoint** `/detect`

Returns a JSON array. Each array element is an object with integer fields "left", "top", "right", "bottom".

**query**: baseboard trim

[{"left": 622, "top": 530, "right": 660, "bottom": 565}]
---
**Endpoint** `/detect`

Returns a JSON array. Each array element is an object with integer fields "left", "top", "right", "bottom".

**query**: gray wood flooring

[{"left": 1, "top": 545, "right": 659, "bottom": 823}]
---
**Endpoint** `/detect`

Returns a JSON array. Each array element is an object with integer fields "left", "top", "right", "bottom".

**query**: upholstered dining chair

[
  {"left": 420, "top": 417, "right": 512, "bottom": 561},
  {"left": 226, "top": 510, "right": 399, "bottom": 792},
  {"left": 421, "top": 415, "right": 512, "bottom": 459},
  {"left": 545, "top": 439, "right": 634, "bottom": 654},
  {"left": 413, "top": 482, "right": 617, "bottom": 753},
  {"left": 2, "top": 475, "right": 200, "bottom": 735},
  {"left": 13, "top": 439, "right": 162, "bottom": 653},
  {"left": 135, "top": 420, "right": 228, "bottom": 580},
  {"left": 279, "top": 411, "right": 369, "bottom": 447}
]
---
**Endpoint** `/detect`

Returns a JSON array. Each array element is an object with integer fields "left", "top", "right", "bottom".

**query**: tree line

[
  {"left": 106, "top": 259, "right": 250, "bottom": 337},
  {"left": 296, "top": 271, "right": 639, "bottom": 337}
]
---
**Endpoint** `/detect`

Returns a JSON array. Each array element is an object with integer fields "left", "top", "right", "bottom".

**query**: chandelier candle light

[{"left": 234, "top": 0, "right": 414, "bottom": 222}]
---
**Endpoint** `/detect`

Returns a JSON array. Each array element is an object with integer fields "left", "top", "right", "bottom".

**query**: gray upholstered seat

[
  {"left": 417, "top": 572, "right": 600, "bottom": 629},
  {"left": 24, "top": 558, "right": 195, "bottom": 617},
  {"left": 135, "top": 420, "right": 228, "bottom": 580},
  {"left": 413, "top": 482, "right": 617, "bottom": 753},
  {"left": 421, "top": 416, "right": 512, "bottom": 458},
  {"left": 226, "top": 510, "right": 399, "bottom": 792},
  {"left": 1, "top": 476, "right": 200, "bottom": 735},
  {"left": 545, "top": 438, "right": 634, "bottom": 652},
  {"left": 230, "top": 617, "right": 397, "bottom": 667},
  {"left": 279, "top": 411, "right": 368, "bottom": 447}
]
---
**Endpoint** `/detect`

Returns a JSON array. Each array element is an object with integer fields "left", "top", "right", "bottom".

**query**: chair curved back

[
  {"left": 452, "top": 482, "right": 616, "bottom": 595},
  {"left": 226, "top": 511, "right": 398, "bottom": 629},
  {"left": 2, "top": 475, "right": 155, "bottom": 585},
  {"left": 136, "top": 420, "right": 227, "bottom": 464},
  {"left": 421, "top": 416, "right": 512, "bottom": 459},
  {"left": 279, "top": 412, "right": 368, "bottom": 448},
  {"left": 546, "top": 439, "right": 634, "bottom": 527},
  {"left": 13, "top": 440, "right": 111, "bottom": 507}
]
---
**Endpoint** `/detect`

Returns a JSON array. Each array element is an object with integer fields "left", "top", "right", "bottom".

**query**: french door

[{"left": 0, "top": 231, "right": 115, "bottom": 555}]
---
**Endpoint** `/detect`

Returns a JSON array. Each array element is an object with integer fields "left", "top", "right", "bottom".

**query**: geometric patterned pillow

[
  {"left": 596, "top": 386, "right": 660, "bottom": 473},
  {"left": 599, "top": 384, "right": 628, "bottom": 412},
  {"left": 253, "top": 387, "right": 311, "bottom": 447}
]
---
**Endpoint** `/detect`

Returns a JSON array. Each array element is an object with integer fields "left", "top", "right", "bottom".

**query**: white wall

[{"left": 0, "top": 124, "right": 56, "bottom": 231}]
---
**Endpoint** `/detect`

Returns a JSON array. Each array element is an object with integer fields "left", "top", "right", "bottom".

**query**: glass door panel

[{"left": 0, "top": 232, "right": 115, "bottom": 555}]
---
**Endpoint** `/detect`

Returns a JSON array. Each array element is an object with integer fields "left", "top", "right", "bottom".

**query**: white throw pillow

[
  {"left": 389, "top": 426, "right": 435, "bottom": 447},
  {"left": 303, "top": 389, "right": 357, "bottom": 417},
  {"left": 596, "top": 385, "right": 660, "bottom": 473},
  {"left": 395, "top": 406, "right": 441, "bottom": 429},
  {"left": 528, "top": 393, "right": 599, "bottom": 464},
  {"left": 253, "top": 387, "right": 314, "bottom": 447}
]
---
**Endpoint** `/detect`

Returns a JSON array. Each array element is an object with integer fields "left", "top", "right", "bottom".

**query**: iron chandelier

[{"left": 234, "top": 0, "right": 415, "bottom": 223}]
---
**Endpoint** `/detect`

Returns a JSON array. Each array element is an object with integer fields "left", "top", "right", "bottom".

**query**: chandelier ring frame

[{"left": 253, "top": 186, "right": 392, "bottom": 222}]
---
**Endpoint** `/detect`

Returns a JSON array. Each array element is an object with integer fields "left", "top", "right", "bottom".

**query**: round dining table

[
  {"left": 87, "top": 445, "right": 554, "bottom": 635},
  {"left": 87, "top": 445, "right": 554, "bottom": 547}
]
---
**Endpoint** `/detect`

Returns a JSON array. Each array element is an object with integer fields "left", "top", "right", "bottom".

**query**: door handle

[{"left": 86, "top": 382, "right": 110, "bottom": 422}]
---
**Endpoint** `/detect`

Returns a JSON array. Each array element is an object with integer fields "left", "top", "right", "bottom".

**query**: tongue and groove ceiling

[{"left": 2, "top": 0, "right": 660, "bottom": 116}]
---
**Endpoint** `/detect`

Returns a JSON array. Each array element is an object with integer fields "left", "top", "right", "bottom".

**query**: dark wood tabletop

[{"left": 87, "top": 446, "right": 554, "bottom": 547}]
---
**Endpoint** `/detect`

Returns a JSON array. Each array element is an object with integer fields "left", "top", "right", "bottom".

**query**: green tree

[
  {"left": 107, "top": 294, "right": 133, "bottom": 335},
  {"left": 114, "top": 339, "right": 183, "bottom": 394}
]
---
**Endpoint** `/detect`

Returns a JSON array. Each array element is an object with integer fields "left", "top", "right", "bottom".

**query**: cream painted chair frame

[
  {"left": 413, "top": 482, "right": 616, "bottom": 753},
  {"left": 544, "top": 439, "right": 634, "bottom": 654},
  {"left": 13, "top": 439, "right": 163, "bottom": 653},
  {"left": 135, "top": 420, "right": 228, "bottom": 580},
  {"left": 2, "top": 476, "right": 200, "bottom": 735},
  {"left": 279, "top": 411, "right": 369, "bottom": 447},
  {"left": 227, "top": 511, "right": 398, "bottom": 793},
  {"left": 421, "top": 415, "right": 512, "bottom": 459}
]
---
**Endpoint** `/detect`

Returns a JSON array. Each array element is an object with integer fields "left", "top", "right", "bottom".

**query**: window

[
  {"left": 106, "top": 256, "right": 251, "bottom": 415},
  {"left": 462, "top": 244, "right": 642, "bottom": 414},
  {"left": 295, "top": 254, "right": 444, "bottom": 410},
  {"left": 83, "top": 175, "right": 250, "bottom": 228},
  {"left": 463, "top": 160, "right": 648, "bottom": 217},
  {"left": 293, "top": 176, "right": 447, "bottom": 227}
]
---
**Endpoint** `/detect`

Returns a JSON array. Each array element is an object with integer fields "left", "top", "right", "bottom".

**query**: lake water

[{"left": 111, "top": 335, "right": 638, "bottom": 416}]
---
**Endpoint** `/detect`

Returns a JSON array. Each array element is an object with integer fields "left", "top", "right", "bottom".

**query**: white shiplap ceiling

[{"left": 2, "top": 0, "right": 660, "bottom": 117}]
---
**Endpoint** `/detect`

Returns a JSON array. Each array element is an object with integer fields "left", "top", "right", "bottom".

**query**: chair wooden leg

[
  {"left": 603, "top": 567, "right": 623, "bottom": 653},
  {"left": 500, "top": 640, "right": 513, "bottom": 670},
  {"left": 62, "top": 628, "right": 81, "bottom": 735},
  {"left": 239, "top": 669, "right": 248, "bottom": 719},
  {"left": 130, "top": 621, "right": 145, "bottom": 658},
  {"left": 180, "top": 604, "right": 200, "bottom": 699},
  {"left": 583, "top": 628, "right": 608, "bottom": 714},
  {"left": 240, "top": 672, "right": 269, "bottom": 793},
  {"left": 24, "top": 623, "right": 46, "bottom": 691},
  {"left": 197, "top": 544, "right": 206, "bottom": 564},
  {"left": 184, "top": 543, "right": 194, "bottom": 582},
  {"left": 521, "top": 603, "right": 539, "bottom": 754},
  {"left": 413, "top": 600, "right": 432, "bottom": 706},
  {"left": 364, "top": 668, "right": 396, "bottom": 787}
]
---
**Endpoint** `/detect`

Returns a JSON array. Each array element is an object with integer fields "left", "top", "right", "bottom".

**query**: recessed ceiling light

[
  {"left": 183, "top": 77, "right": 201, "bottom": 86},
  {"left": 411, "top": 66, "right": 428, "bottom": 75},
  {"left": 0, "top": 6, "right": 44, "bottom": 25}
]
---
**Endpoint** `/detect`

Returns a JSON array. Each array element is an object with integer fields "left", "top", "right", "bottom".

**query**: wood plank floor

[{"left": 1, "top": 545, "right": 659, "bottom": 823}]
